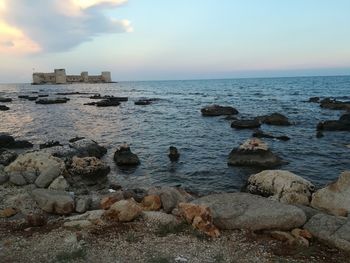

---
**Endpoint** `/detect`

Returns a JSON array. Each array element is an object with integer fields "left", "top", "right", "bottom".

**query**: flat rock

[
  {"left": 0, "top": 97, "right": 12, "bottom": 103},
  {"left": 304, "top": 213, "right": 350, "bottom": 252},
  {"left": 247, "top": 170, "right": 315, "bottom": 205},
  {"left": 231, "top": 119, "right": 261, "bottom": 129},
  {"left": 35, "top": 97, "right": 69, "bottom": 104},
  {"left": 311, "top": 171, "right": 350, "bottom": 216},
  {"left": 5, "top": 152, "right": 65, "bottom": 187},
  {"left": 201, "top": 104, "right": 238, "bottom": 116},
  {"left": 228, "top": 138, "right": 283, "bottom": 168},
  {"left": 32, "top": 188, "right": 74, "bottom": 215},
  {"left": 192, "top": 192, "right": 307, "bottom": 230},
  {"left": 257, "top": 113, "right": 291, "bottom": 126}
]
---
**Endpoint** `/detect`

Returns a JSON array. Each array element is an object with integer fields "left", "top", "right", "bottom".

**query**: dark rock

[
  {"left": 114, "top": 145, "right": 140, "bottom": 166},
  {"left": 228, "top": 138, "right": 283, "bottom": 168},
  {"left": 340, "top": 114, "right": 350, "bottom": 122},
  {"left": 0, "top": 149, "right": 17, "bottom": 166},
  {"left": 6, "top": 140, "right": 33, "bottom": 149},
  {"left": 35, "top": 97, "right": 70, "bottom": 104},
  {"left": 0, "top": 105, "right": 9, "bottom": 111},
  {"left": 96, "top": 99, "right": 120, "bottom": 107},
  {"left": 168, "top": 146, "right": 180, "bottom": 161},
  {"left": 316, "top": 131, "right": 324, "bottom": 138},
  {"left": 38, "top": 94, "right": 49, "bottom": 97},
  {"left": 27, "top": 96, "right": 39, "bottom": 101},
  {"left": 69, "top": 136, "right": 85, "bottom": 143},
  {"left": 0, "top": 97, "right": 12, "bottom": 103},
  {"left": 201, "top": 104, "right": 238, "bottom": 116},
  {"left": 0, "top": 134, "right": 15, "bottom": 147},
  {"left": 320, "top": 98, "right": 350, "bottom": 110},
  {"left": 123, "top": 188, "right": 147, "bottom": 203},
  {"left": 257, "top": 113, "right": 291, "bottom": 126},
  {"left": 69, "top": 139, "right": 107, "bottom": 158},
  {"left": 252, "top": 129, "right": 290, "bottom": 141},
  {"left": 308, "top": 97, "right": 320, "bottom": 103},
  {"left": 231, "top": 119, "right": 261, "bottom": 129},
  {"left": 26, "top": 213, "right": 47, "bottom": 227},
  {"left": 317, "top": 120, "right": 350, "bottom": 131},
  {"left": 18, "top": 95, "right": 29, "bottom": 99},
  {"left": 39, "top": 140, "right": 62, "bottom": 149},
  {"left": 135, "top": 99, "right": 152, "bottom": 105},
  {"left": 90, "top": 94, "right": 128, "bottom": 102}
]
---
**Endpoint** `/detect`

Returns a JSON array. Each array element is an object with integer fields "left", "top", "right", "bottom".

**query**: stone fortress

[{"left": 32, "top": 69, "right": 112, "bottom": 85}]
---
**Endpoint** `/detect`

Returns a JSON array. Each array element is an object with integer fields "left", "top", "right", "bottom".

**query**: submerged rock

[
  {"left": 35, "top": 97, "right": 70, "bottom": 104},
  {"left": 168, "top": 146, "right": 180, "bottom": 161},
  {"left": 114, "top": 145, "right": 140, "bottom": 166},
  {"left": 227, "top": 138, "right": 283, "bottom": 168},
  {"left": 252, "top": 129, "right": 290, "bottom": 141},
  {"left": 308, "top": 97, "right": 320, "bottom": 103},
  {"left": 311, "top": 171, "right": 350, "bottom": 216},
  {"left": 231, "top": 119, "right": 261, "bottom": 129},
  {"left": 134, "top": 99, "right": 152, "bottom": 105},
  {"left": 0, "top": 97, "right": 12, "bottom": 103},
  {"left": 247, "top": 170, "right": 315, "bottom": 205},
  {"left": 5, "top": 152, "right": 65, "bottom": 187},
  {"left": 0, "top": 105, "right": 9, "bottom": 111},
  {"left": 0, "top": 149, "right": 17, "bottom": 166},
  {"left": 192, "top": 192, "right": 307, "bottom": 231},
  {"left": 257, "top": 113, "right": 291, "bottom": 126},
  {"left": 304, "top": 213, "right": 350, "bottom": 252},
  {"left": 201, "top": 104, "right": 238, "bottom": 116}
]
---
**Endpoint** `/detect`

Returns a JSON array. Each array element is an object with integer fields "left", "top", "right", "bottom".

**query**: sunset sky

[{"left": 0, "top": 0, "right": 350, "bottom": 83}]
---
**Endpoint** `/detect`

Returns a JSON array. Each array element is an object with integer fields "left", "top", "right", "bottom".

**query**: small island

[{"left": 32, "top": 69, "right": 112, "bottom": 85}]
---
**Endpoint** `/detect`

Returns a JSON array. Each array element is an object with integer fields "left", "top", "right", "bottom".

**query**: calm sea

[{"left": 1, "top": 76, "right": 350, "bottom": 194}]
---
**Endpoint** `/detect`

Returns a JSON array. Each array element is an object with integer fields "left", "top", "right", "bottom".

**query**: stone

[
  {"left": 32, "top": 189, "right": 74, "bottom": 215},
  {"left": 142, "top": 195, "right": 162, "bottom": 211},
  {"left": 0, "top": 97, "right": 12, "bottom": 102},
  {"left": 64, "top": 220, "right": 93, "bottom": 228},
  {"left": 317, "top": 117, "right": 350, "bottom": 131},
  {"left": 247, "top": 170, "right": 315, "bottom": 205},
  {"left": 26, "top": 213, "right": 47, "bottom": 227},
  {"left": 270, "top": 231, "right": 295, "bottom": 243},
  {"left": 123, "top": 188, "right": 147, "bottom": 202},
  {"left": 227, "top": 138, "right": 283, "bottom": 168},
  {"left": 113, "top": 145, "right": 140, "bottom": 166},
  {"left": 192, "top": 192, "right": 307, "bottom": 230},
  {"left": 75, "top": 196, "right": 92, "bottom": 213},
  {"left": 100, "top": 191, "right": 124, "bottom": 209},
  {"left": 320, "top": 98, "right": 350, "bottom": 111},
  {"left": 0, "top": 207, "right": 17, "bottom": 218},
  {"left": 69, "top": 139, "right": 107, "bottom": 158},
  {"left": 0, "top": 165, "right": 9, "bottom": 184},
  {"left": 35, "top": 97, "right": 69, "bottom": 104},
  {"left": 103, "top": 199, "right": 142, "bottom": 222},
  {"left": 0, "top": 105, "right": 9, "bottom": 111},
  {"left": 41, "top": 145, "right": 79, "bottom": 159},
  {"left": 168, "top": 146, "right": 180, "bottom": 161},
  {"left": 201, "top": 104, "right": 238, "bottom": 116},
  {"left": 257, "top": 113, "right": 291, "bottom": 126},
  {"left": 0, "top": 149, "right": 17, "bottom": 166},
  {"left": 48, "top": 175, "right": 69, "bottom": 190},
  {"left": 66, "top": 210, "right": 104, "bottom": 225},
  {"left": 178, "top": 202, "right": 220, "bottom": 238},
  {"left": 231, "top": 119, "right": 261, "bottom": 129},
  {"left": 68, "top": 156, "right": 110, "bottom": 179},
  {"left": 9, "top": 173, "right": 27, "bottom": 186},
  {"left": 304, "top": 213, "right": 350, "bottom": 252},
  {"left": 95, "top": 99, "right": 121, "bottom": 107},
  {"left": 148, "top": 187, "right": 194, "bottom": 213},
  {"left": 6, "top": 140, "right": 33, "bottom": 149},
  {"left": 311, "top": 171, "right": 350, "bottom": 216},
  {"left": 142, "top": 211, "right": 179, "bottom": 225},
  {"left": 308, "top": 97, "right": 320, "bottom": 103},
  {"left": 0, "top": 134, "right": 15, "bottom": 147},
  {"left": 134, "top": 99, "right": 152, "bottom": 105},
  {"left": 291, "top": 228, "right": 312, "bottom": 240},
  {"left": 252, "top": 129, "right": 290, "bottom": 141},
  {"left": 39, "top": 140, "right": 62, "bottom": 149}
]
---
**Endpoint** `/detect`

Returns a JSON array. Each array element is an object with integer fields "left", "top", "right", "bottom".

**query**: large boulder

[
  {"left": 228, "top": 138, "right": 283, "bottom": 168},
  {"left": 103, "top": 199, "right": 142, "bottom": 222},
  {"left": 247, "top": 170, "right": 315, "bottom": 205},
  {"left": 201, "top": 105, "right": 238, "bottom": 116},
  {"left": 4, "top": 152, "right": 65, "bottom": 187},
  {"left": 311, "top": 171, "right": 350, "bottom": 216},
  {"left": 192, "top": 192, "right": 306, "bottom": 230},
  {"left": 320, "top": 98, "right": 350, "bottom": 111},
  {"left": 231, "top": 119, "right": 261, "bottom": 129},
  {"left": 0, "top": 149, "right": 17, "bottom": 166},
  {"left": 0, "top": 134, "right": 15, "bottom": 147},
  {"left": 68, "top": 156, "right": 110, "bottom": 179},
  {"left": 113, "top": 145, "right": 140, "bottom": 166},
  {"left": 148, "top": 186, "right": 194, "bottom": 213},
  {"left": 141, "top": 195, "right": 162, "bottom": 211},
  {"left": 69, "top": 139, "right": 107, "bottom": 158},
  {"left": 317, "top": 114, "right": 350, "bottom": 131},
  {"left": 304, "top": 213, "right": 350, "bottom": 252},
  {"left": 257, "top": 113, "right": 291, "bottom": 126},
  {"left": 32, "top": 189, "right": 75, "bottom": 215}
]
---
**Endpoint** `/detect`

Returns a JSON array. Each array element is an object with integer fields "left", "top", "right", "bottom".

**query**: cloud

[{"left": 0, "top": 0, "right": 132, "bottom": 54}]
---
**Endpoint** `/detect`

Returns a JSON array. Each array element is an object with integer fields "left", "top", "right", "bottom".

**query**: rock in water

[
  {"left": 0, "top": 134, "right": 15, "bottom": 147},
  {"left": 35, "top": 97, "right": 69, "bottom": 104},
  {"left": 201, "top": 104, "right": 238, "bottom": 116},
  {"left": 69, "top": 139, "right": 107, "bottom": 158},
  {"left": 304, "top": 213, "right": 350, "bottom": 252},
  {"left": 247, "top": 170, "right": 315, "bottom": 205},
  {"left": 68, "top": 156, "right": 110, "bottom": 179},
  {"left": 231, "top": 119, "right": 261, "bottom": 129},
  {"left": 192, "top": 192, "right": 306, "bottom": 230},
  {"left": 227, "top": 138, "right": 283, "bottom": 168},
  {"left": 317, "top": 114, "right": 350, "bottom": 131},
  {"left": 32, "top": 189, "right": 74, "bottom": 215},
  {"left": 0, "top": 97, "right": 12, "bottom": 103},
  {"left": 168, "top": 146, "right": 180, "bottom": 161},
  {"left": 4, "top": 152, "right": 65, "bottom": 187},
  {"left": 0, "top": 105, "right": 9, "bottom": 111},
  {"left": 103, "top": 199, "right": 142, "bottom": 222},
  {"left": 113, "top": 145, "right": 140, "bottom": 166},
  {"left": 252, "top": 129, "right": 290, "bottom": 141},
  {"left": 39, "top": 140, "right": 61, "bottom": 149},
  {"left": 0, "top": 149, "right": 17, "bottom": 166},
  {"left": 257, "top": 113, "right": 291, "bottom": 126},
  {"left": 320, "top": 98, "right": 350, "bottom": 110},
  {"left": 311, "top": 171, "right": 350, "bottom": 216}
]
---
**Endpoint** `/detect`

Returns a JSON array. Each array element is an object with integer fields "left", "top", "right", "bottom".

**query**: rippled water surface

[{"left": 1, "top": 76, "right": 350, "bottom": 194}]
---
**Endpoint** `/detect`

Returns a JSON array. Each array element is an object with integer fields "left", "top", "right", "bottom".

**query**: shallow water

[{"left": 1, "top": 76, "right": 350, "bottom": 194}]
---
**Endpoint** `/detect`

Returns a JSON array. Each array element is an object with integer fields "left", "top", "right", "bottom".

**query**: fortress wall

[
  {"left": 54, "top": 69, "right": 67, "bottom": 84},
  {"left": 66, "top": 75, "right": 82, "bottom": 82}
]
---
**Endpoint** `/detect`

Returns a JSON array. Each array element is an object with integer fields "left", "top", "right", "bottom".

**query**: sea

[{"left": 1, "top": 76, "right": 350, "bottom": 194}]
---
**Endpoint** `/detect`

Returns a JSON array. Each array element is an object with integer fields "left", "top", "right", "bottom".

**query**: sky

[{"left": 0, "top": 0, "right": 350, "bottom": 83}]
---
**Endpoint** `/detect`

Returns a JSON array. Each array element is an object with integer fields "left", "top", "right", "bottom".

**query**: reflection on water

[{"left": 0, "top": 76, "right": 350, "bottom": 194}]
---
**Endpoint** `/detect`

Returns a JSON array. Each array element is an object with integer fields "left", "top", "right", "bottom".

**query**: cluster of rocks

[{"left": 85, "top": 95, "right": 128, "bottom": 107}]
